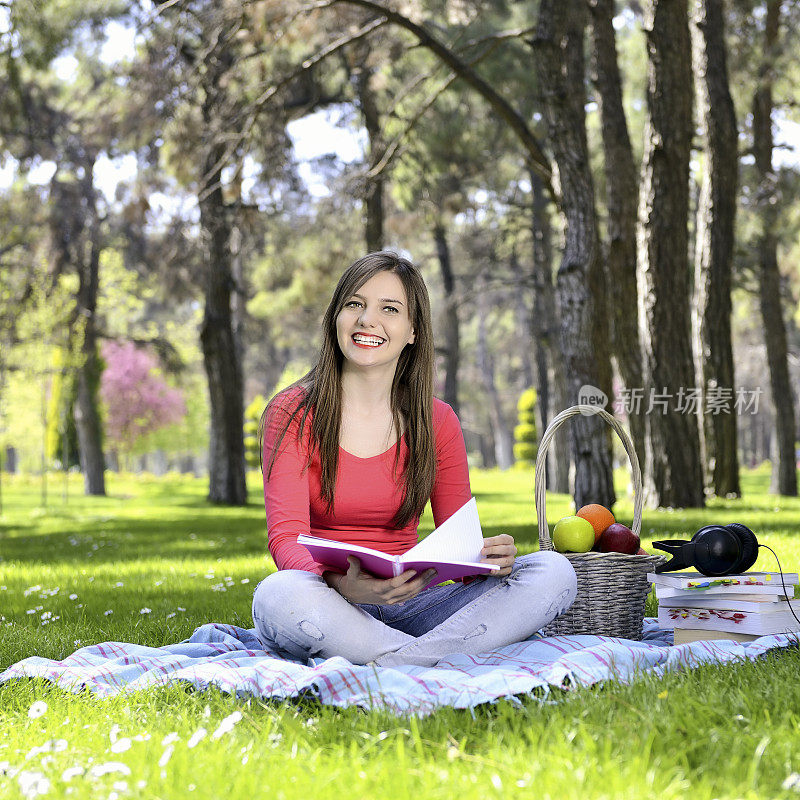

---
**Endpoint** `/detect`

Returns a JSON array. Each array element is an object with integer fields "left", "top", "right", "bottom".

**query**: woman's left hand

[{"left": 480, "top": 534, "right": 517, "bottom": 577}]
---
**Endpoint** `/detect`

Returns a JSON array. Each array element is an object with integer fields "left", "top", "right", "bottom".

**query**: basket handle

[{"left": 535, "top": 405, "right": 643, "bottom": 550}]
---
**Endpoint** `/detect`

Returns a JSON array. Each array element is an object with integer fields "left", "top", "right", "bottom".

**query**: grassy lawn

[{"left": 1, "top": 465, "right": 800, "bottom": 799}]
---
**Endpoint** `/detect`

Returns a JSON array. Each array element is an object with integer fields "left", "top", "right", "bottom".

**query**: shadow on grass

[
  {"left": 5, "top": 467, "right": 800, "bottom": 569},
  {"left": 10, "top": 512, "right": 800, "bottom": 567},
  {"left": 1, "top": 509, "right": 268, "bottom": 565},
  {"left": 471, "top": 489, "right": 539, "bottom": 503},
  {"left": 0, "top": 520, "right": 37, "bottom": 536},
  {"left": 4, "top": 520, "right": 547, "bottom": 566}
]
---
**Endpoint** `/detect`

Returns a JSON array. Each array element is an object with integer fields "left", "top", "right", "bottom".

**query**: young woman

[{"left": 252, "top": 251, "right": 576, "bottom": 667}]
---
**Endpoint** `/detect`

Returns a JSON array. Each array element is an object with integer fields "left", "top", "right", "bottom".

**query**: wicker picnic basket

[{"left": 536, "top": 405, "right": 666, "bottom": 640}]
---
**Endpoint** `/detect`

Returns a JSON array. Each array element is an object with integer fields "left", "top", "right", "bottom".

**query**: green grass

[{"left": 2, "top": 466, "right": 800, "bottom": 799}]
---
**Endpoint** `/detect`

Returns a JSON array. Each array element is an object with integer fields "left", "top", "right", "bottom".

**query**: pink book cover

[{"left": 298, "top": 497, "right": 499, "bottom": 590}]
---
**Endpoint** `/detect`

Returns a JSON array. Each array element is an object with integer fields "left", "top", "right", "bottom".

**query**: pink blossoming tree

[{"left": 101, "top": 341, "right": 187, "bottom": 464}]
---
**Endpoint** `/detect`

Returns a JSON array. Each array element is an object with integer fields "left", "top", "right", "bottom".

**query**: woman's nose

[{"left": 357, "top": 305, "right": 377, "bottom": 326}]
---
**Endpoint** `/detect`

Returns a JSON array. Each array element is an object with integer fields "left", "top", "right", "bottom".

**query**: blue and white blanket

[{"left": 1, "top": 621, "right": 795, "bottom": 716}]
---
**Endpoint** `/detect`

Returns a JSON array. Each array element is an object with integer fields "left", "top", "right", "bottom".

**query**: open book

[{"left": 297, "top": 497, "right": 499, "bottom": 590}]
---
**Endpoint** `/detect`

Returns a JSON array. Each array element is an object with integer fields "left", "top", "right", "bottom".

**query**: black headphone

[{"left": 653, "top": 523, "right": 759, "bottom": 576}]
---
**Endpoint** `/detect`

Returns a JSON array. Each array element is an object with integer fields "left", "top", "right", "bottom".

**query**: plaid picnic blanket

[{"left": 1, "top": 620, "right": 795, "bottom": 716}]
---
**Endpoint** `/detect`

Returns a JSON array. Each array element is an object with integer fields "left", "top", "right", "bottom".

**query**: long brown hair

[{"left": 259, "top": 251, "right": 436, "bottom": 529}]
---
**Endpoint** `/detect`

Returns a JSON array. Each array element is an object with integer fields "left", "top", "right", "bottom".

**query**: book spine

[{"left": 392, "top": 557, "right": 403, "bottom": 578}]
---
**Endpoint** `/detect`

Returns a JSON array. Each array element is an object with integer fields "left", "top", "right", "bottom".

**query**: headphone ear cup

[
  {"left": 690, "top": 525, "right": 737, "bottom": 575},
  {"left": 725, "top": 523, "right": 759, "bottom": 574}
]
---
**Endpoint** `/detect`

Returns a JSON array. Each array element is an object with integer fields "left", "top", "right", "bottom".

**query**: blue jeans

[{"left": 251, "top": 551, "right": 577, "bottom": 667}]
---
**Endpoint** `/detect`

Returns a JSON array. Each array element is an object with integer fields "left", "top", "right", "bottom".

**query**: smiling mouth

[{"left": 352, "top": 333, "right": 385, "bottom": 348}]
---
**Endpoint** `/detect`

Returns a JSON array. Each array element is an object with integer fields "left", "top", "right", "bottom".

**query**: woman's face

[{"left": 335, "top": 270, "right": 416, "bottom": 375}]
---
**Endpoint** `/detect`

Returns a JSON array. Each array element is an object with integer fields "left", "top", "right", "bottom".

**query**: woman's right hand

[{"left": 327, "top": 557, "right": 436, "bottom": 605}]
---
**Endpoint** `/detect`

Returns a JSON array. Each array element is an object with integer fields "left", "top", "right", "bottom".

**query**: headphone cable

[{"left": 758, "top": 544, "right": 800, "bottom": 629}]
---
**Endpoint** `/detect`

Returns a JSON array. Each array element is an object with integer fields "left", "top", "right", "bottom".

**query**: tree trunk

[
  {"left": 199, "top": 56, "right": 247, "bottom": 506},
  {"left": 755, "top": 412, "right": 767, "bottom": 467},
  {"left": 476, "top": 283, "right": 514, "bottom": 470},
  {"left": 355, "top": 54, "right": 384, "bottom": 252},
  {"left": 58, "top": 160, "right": 105, "bottom": 497},
  {"left": 433, "top": 221, "right": 460, "bottom": 416},
  {"left": 478, "top": 430, "right": 496, "bottom": 469},
  {"left": 747, "top": 413, "right": 757, "bottom": 468},
  {"left": 752, "top": 0, "right": 797, "bottom": 496},
  {"left": 229, "top": 176, "right": 247, "bottom": 383},
  {"left": 509, "top": 247, "right": 534, "bottom": 389},
  {"left": 74, "top": 344, "right": 106, "bottom": 496},
  {"left": 636, "top": 0, "right": 704, "bottom": 508},
  {"left": 5, "top": 447, "right": 17, "bottom": 473},
  {"left": 761, "top": 415, "right": 771, "bottom": 469},
  {"left": 587, "top": 0, "right": 646, "bottom": 469},
  {"left": 530, "top": 170, "right": 570, "bottom": 493},
  {"left": 690, "top": 0, "right": 740, "bottom": 498},
  {"left": 534, "top": 0, "right": 615, "bottom": 510}
]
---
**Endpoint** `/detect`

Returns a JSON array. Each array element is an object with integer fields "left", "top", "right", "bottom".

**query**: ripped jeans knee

[
  {"left": 250, "top": 569, "right": 414, "bottom": 664},
  {"left": 251, "top": 570, "right": 331, "bottom": 660}
]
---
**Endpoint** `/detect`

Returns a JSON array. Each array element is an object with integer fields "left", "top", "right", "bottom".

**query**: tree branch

[
  {"left": 197, "top": 16, "right": 389, "bottom": 201},
  {"left": 311, "top": 0, "right": 552, "bottom": 184},
  {"left": 366, "top": 70, "right": 459, "bottom": 179},
  {"left": 0, "top": 242, "right": 28, "bottom": 260},
  {"left": 152, "top": 0, "right": 184, "bottom": 16},
  {"left": 455, "top": 25, "right": 539, "bottom": 52},
  {"left": 366, "top": 33, "right": 510, "bottom": 180}
]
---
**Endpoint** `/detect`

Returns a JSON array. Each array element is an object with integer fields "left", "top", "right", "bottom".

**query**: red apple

[{"left": 597, "top": 523, "right": 640, "bottom": 554}]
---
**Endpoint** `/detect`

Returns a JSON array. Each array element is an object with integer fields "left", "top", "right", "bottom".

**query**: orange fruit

[{"left": 576, "top": 504, "right": 615, "bottom": 542}]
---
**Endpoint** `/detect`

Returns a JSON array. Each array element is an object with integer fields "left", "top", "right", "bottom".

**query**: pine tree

[
  {"left": 513, "top": 388, "right": 538, "bottom": 468},
  {"left": 244, "top": 395, "right": 267, "bottom": 469}
]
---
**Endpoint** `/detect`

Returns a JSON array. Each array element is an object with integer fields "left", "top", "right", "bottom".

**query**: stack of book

[{"left": 647, "top": 571, "right": 800, "bottom": 644}]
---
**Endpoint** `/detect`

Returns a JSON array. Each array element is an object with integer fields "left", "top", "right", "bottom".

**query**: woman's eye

[{"left": 345, "top": 300, "right": 398, "bottom": 313}]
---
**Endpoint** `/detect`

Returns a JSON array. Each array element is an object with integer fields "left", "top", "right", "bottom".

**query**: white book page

[
  {"left": 403, "top": 497, "right": 484, "bottom": 565},
  {"left": 655, "top": 585, "right": 785, "bottom": 599},
  {"left": 657, "top": 592, "right": 782, "bottom": 605}
]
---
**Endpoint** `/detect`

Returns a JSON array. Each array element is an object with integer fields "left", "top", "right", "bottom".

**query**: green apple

[{"left": 552, "top": 515, "right": 595, "bottom": 553}]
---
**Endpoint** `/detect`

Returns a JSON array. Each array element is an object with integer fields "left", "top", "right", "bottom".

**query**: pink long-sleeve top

[{"left": 262, "top": 388, "right": 473, "bottom": 575}]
